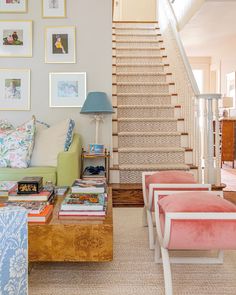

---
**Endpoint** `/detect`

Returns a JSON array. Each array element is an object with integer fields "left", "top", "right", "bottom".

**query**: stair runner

[{"left": 112, "top": 23, "right": 190, "bottom": 184}]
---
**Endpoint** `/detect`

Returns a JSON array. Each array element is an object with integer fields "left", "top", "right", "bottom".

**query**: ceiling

[{"left": 180, "top": 1, "right": 236, "bottom": 57}]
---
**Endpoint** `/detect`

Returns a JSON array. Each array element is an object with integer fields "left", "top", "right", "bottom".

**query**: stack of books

[
  {"left": 6, "top": 177, "right": 55, "bottom": 223},
  {"left": 58, "top": 192, "right": 107, "bottom": 219},
  {"left": 58, "top": 179, "right": 107, "bottom": 220},
  {"left": 0, "top": 181, "right": 17, "bottom": 197}
]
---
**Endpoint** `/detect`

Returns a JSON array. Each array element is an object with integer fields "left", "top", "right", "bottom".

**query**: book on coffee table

[
  {"left": 8, "top": 185, "right": 53, "bottom": 201},
  {"left": 0, "top": 181, "right": 17, "bottom": 197},
  {"left": 28, "top": 205, "right": 53, "bottom": 223},
  {"left": 71, "top": 179, "right": 106, "bottom": 194}
]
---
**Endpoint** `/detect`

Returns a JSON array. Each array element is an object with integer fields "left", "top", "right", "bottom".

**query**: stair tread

[
  {"left": 114, "top": 147, "right": 186, "bottom": 152},
  {"left": 117, "top": 118, "right": 179, "bottom": 122},
  {"left": 116, "top": 63, "right": 168, "bottom": 66},
  {"left": 114, "top": 47, "right": 164, "bottom": 50},
  {"left": 115, "top": 55, "right": 164, "bottom": 58},
  {"left": 115, "top": 93, "right": 176, "bottom": 97},
  {"left": 115, "top": 40, "right": 163, "bottom": 43},
  {"left": 114, "top": 33, "right": 161, "bottom": 36},
  {"left": 117, "top": 105, "right": 175, "bottom": 109},
  {"left": 112, "top": 164, "right": 190, "bottom": 171},
  {"left": 114, "top": 132, "right": 187, "bottom": 136},
  {"left": 115, "top": 72, "right": 171, "bottom": 76},
  {"left": 115, "top": 82, "right": 173, "bottom": 86}
]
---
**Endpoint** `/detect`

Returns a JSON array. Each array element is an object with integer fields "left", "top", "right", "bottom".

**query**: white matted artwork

[
  {"left": 0, "top": 69, "right": 30, "bottom": 111},
  {"left": 45, "top": 26, "right": 75, "bottom": 63},
  {"left": 0, "top": 0, "right": 27, "bottom": 13},
  {"left": 49, "top": 72, "right": 86, "bottom": 108},
  {"left": 42, "top": 0, "right": 66, "bottom": 18},
  {"left": 226, "top": 72, "right": 236, "bottom": 101},
  {"left": 0, "top": 20, "right": 32, "bottom": 57}
]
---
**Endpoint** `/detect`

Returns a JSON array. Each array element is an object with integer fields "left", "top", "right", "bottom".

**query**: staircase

[{"left": 111, "top": 22, "right": 197, "bottom": 184}]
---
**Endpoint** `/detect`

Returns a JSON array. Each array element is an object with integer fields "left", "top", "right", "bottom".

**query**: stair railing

[{"left": 158, "top": 0, "right": 222, "bottom": 185}]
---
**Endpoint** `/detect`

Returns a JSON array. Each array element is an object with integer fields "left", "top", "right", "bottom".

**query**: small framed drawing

[
  {"left": 45, "top": 26, "right": 76, "bottom": 63},
  {"left": 226, "top": 72, "right": 236, "bottom": 101},
  {"left": 0, "top": 0, "right": 27, "bottom": 13},
  {"left": 49, "top": 72, "right": 86, "bottom": 108},
  {"left": 0, "top": 20, "right": 32, "bottom": 57},
  {"left": 42, "top": 0, "right": 66, "bottom": 18},
  {"left": 89, "top": 144, "right": 105, "bottom": 155},
  {"left": 0, "top": 69, "right": 30, "bottom": 111}
]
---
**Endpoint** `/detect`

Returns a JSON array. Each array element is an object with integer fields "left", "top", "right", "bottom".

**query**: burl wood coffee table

[{"left": 28, "top": 188, "right": 113, "bottom": 262}]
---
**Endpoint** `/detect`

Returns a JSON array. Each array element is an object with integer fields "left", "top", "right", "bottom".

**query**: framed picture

[
  {"left": 49, "top": 72, "right": 86, "bottom": 108},
  {"left": 42, "top": 0, "right": 66, "bottom": 18},
  {"left": 0, "top": 69, "right": 30, "bottom": 111},
  {"left": 0, "top": 20, "right": 32, "bottom": 57},
  {"left": 0, "top": 0, "right": 27, "bottom": 13},
  {"left": 89, "top": 144, "right": 105, "bottom": 155},
  {"left": 45, "top": 26, "right": 76, "bottom": 63},
  {"left": 226, "top": 72, "right": 236, "bottom": 102}
]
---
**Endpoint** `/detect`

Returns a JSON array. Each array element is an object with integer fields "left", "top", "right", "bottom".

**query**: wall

[
  {"left": 114, "top": 0, "right": 156, "bottom": 21},
  {"left": 0, "top": 0, "right": 112, "bottom": 149}
]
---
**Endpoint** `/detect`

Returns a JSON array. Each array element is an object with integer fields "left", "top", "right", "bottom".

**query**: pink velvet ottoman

[{"left": 154, "top": 191, "right": 236, "bottom": 295}]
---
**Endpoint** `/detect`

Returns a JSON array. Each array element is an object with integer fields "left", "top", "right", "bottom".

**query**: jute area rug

[{"left": 29, "top": 208, "right": 236, "bottom": 295}]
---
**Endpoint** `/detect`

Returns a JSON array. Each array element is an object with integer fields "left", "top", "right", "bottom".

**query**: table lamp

[
  {"left": 80, "top": 92, "right": 114, "bottom": 144},
  {"left": 222, "top": 96, "right": 233, "bottom": 118}
]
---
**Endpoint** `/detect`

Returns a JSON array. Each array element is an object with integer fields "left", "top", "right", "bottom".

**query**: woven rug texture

[{"left": 29, "top": 208, "right": 236, "bottom": 295}]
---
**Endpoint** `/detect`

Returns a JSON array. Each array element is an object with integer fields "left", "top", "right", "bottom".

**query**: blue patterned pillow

[{"left": 64, "top": 119, "right": 75, "bottom": 151}]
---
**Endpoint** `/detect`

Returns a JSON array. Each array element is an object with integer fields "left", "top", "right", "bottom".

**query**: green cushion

[{"left": 0, "top": 166, "right": 57, "bottom": 184}]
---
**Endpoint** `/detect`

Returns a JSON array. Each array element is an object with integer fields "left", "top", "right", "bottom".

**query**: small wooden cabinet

[{"left": 221, "top": 118, "right": 236, "bottom": 168}]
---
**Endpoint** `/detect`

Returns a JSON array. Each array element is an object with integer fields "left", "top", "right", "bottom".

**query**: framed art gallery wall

[{"left": 0, "top": 0, "right": 112, "bottom": 149}]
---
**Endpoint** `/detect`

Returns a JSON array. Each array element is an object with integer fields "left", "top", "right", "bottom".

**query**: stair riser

[
  {"left": 115, "top": 41, "right": 161, "bottom": 48},
  {"left": 113, "top": 95, "right": 177, "bottom": 106},
  {"left": 114, "top": 35, "right": 161, "bottom": 41},
  {"left": 113, "top": 23, "right": 158, "bottom": 29},
  {"left": 115, "top": 74, "right": 167, "bottom": 83},
  {"left": 115, "top": 48, "right": 163, "bottom": 56},
  {"left": 112, "top": 120, "right": 184, "bottom": 133},
  {"left": 115, "top": 151, "right": 185, "bottom": 165},
  {"left": 115, "top": 108, "right": 180, "bottom": 119},
  {"left": 115, "top": 65, "right": 166, "bottom": 73},
  {"left": 110, "top": 169, "right": 197, "bottom": 184},
  {"left": 114, "top": 29, "right": 160, "bottom": 35},
  {"left": 115, "top": 84, "right": 170, "bottom": 94},
  {"left": 115, "top": 56, "right": 163, "bottom": 64},
  {"left": 113, "top": 134, "right": 189, "bottom": 148}
]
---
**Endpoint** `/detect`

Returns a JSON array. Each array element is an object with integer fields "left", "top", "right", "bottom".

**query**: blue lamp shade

[{"left": 80, "top": 92, "right": 114, "bottom": 114}]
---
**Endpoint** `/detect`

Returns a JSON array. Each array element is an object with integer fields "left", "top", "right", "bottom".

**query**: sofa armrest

[{"left": 57, "top": 133, "right": 82, "bottom": 186}]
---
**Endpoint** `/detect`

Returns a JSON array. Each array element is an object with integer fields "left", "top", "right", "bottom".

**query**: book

[
  {"left": 58, "top": 214, "right": 105, "bottom": 220},
  {"left": 60, "top": 193, "right": 106, "bottom": 211},
  {"left": 0, "top": 201, "right": 46, "bottom": 214},
  {"left": 28, "top": 205, "right": 53, "bottom": 223},
  {"left": 8, "top": 185, "right": 53, "bottom": 201},
  {"left": 0, "top": 181, "right": 17, "bottom": 197},
  {"left": 58, "top": 210, "right": 106, "bottom": 217},
  {"left": 71, "top": 179, "right": 106, "bottom": 194},
  {"left": 55, "top": 186, "right": 69, "bottom": 196}
]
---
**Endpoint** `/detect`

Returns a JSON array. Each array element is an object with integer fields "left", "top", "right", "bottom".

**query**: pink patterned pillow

[
  {"left": 146, "top": 171, "right": 196, "bottom": 188},
  {"left": 0, "top": 118, "right": 35, "bottom": 168}
]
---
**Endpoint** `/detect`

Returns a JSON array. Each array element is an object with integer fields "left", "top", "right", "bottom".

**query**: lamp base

[{"left": 92, "top": 115, "right": 104, "bottom": 144}]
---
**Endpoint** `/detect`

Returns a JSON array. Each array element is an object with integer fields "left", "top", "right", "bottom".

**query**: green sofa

[{"left": 0, "top": 133, "right": 81, "bottom": 186}]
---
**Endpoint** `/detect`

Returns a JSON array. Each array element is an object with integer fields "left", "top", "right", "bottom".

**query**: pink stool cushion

[
  {"left": 145, "top": 171, "right": 196, "bottom": 188},
  {"left": 159, "top": 192, "right": 236, "bottom": 250}
]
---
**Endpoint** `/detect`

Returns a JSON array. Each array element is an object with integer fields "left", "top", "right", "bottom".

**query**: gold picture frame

[
  {"left": 45, "top": 26, "right": 76, "bottom": 64},
  {"left": 0, "top": 20, "right": 32, "bottom": 57},
  {"left": 42, "top": 0, "right": 66, "bottom": 18},
  {"left": 0, "top": 0, "right": 28, "bottom": 13},
  {"left": 49, "top": 72, "right": 86, "bottom": 108},
  {"left": 0, "top": 68, "right": 31, "bottom": 111}
]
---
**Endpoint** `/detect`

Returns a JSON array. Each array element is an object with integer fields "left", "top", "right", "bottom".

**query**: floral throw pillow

[
  {"left": 0, "top": 118, "right": 35, "bottom": 168},
  {"left": 0, "top": 120, "right": 14, "bottom": 131}
]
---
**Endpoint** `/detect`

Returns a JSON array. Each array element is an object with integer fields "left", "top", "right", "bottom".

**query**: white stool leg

[
  {"left": 161, "top": 247, "right": 173, "bottom": 295},
  {"left": 147, "top": 209, "right": 155, "bottom": 249},
  {"left": 142, "top": 206, "right": 148, "bottom": 227},
  {"left": 154, "top": 240, "right": 161, "bottom": 263}
]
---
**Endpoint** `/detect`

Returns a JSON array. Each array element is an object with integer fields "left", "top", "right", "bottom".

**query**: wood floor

[{"left": 111, "top": 167, "right": 236, "bottom": 207}]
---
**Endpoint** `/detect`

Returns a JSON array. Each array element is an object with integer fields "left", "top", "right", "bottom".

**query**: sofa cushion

[
  {"left": 0, "top": 120, "right": 14, "bottom": 131},
  {"left": 30, "top": 119, "right": 74, "bottom": 167},
  {"left": 0, "top": 166, "right": 57, "bottom": 184},
  {"left": 0, "top": 118, "right": 35, "bottom": 168},
  {"left": 146, "top": 171, "right": 196, "bottom": 188}
]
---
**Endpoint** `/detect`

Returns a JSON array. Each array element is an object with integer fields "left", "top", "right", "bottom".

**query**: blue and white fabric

[
  {"left": 0, "top": 207, "right": 28, "bottom": 295},
  {"left": 64, "top": 119, "right": 75, "bottom": 151}
]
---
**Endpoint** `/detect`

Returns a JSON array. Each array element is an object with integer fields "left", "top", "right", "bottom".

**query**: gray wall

[{"left": 0, "top": 0, "right": 112, "bottom": 149}]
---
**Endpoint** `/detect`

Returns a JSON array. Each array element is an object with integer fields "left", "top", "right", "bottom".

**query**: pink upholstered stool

[
  {"left": 154, "top": 190, "right": 236, "bottom": 295},
  {"left": 141, "top": 170, "right": 210, "bottom": 249}
]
